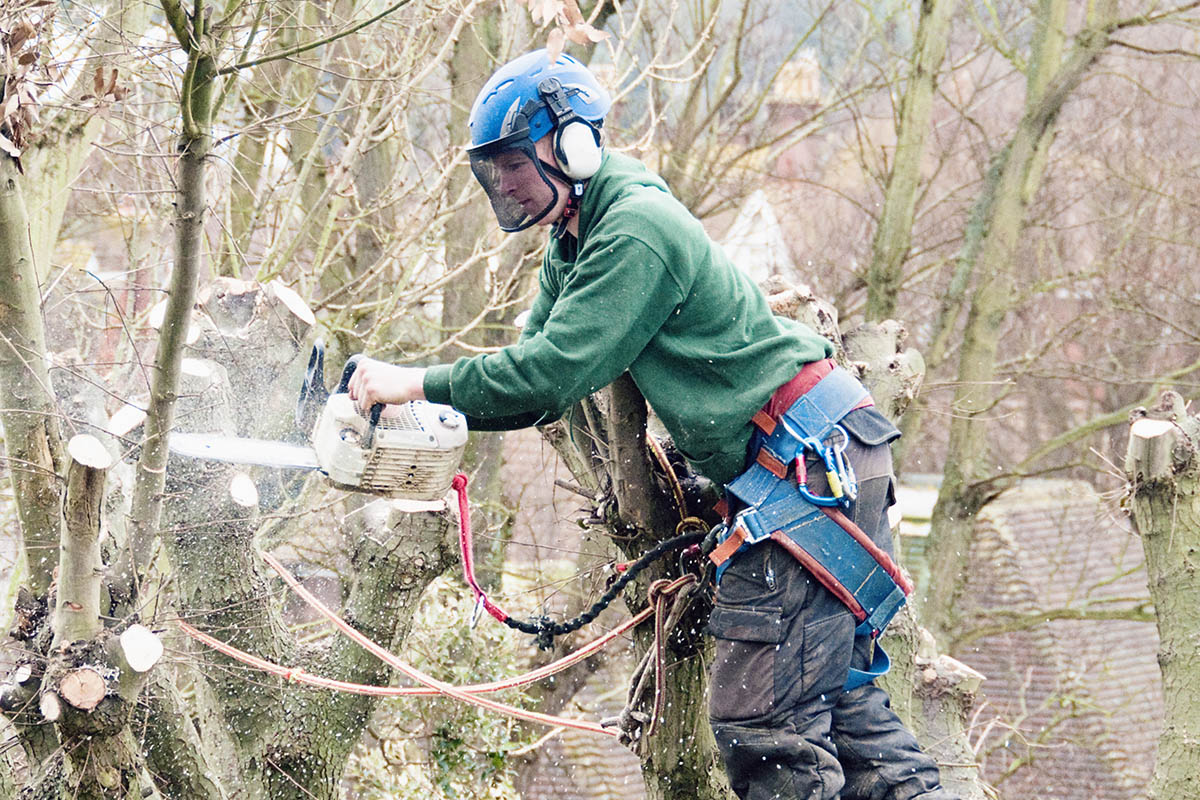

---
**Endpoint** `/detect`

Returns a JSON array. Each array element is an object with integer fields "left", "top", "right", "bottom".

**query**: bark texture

[
  {"left": 0, "top": 156, "right": 66, "bottom": 595},
  {"left": 1124, "top": 391, "right": 1200, "bottom": 800},
  {"left": 865, "top": 0, "right": 959, "bottom": 321},
  {"left": 923, "top": 0, "right": 1121, "bottom": 643}
]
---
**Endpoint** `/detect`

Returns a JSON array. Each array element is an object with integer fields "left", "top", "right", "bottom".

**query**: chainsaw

[{"left": 169, "top": 343, "right": 468, "bottom": 501}]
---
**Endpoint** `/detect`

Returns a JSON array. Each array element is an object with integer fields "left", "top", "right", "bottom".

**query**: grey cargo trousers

[{"left": 707, "top": 411, "right": 957, "bottom": 800}]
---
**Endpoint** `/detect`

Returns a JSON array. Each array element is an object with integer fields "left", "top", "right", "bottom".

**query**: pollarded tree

[
  {"left": 1123, "top": 391, "right": 1200, "bottom": 800},
  {"left": 0, "top": 1, "right": 498, "bottom": 796}
]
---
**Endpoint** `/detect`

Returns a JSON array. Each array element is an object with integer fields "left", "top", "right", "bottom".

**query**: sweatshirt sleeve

[{"left": 424, "top": 230, "right": 685, "bottom": 426}]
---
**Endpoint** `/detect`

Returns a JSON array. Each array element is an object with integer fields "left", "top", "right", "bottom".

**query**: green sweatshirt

[{"left": 424, "top": 152, "right": 832, "bottom": 485}]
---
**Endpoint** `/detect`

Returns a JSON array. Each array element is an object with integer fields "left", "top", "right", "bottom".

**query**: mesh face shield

[{"left": 468, "top": 135, "right": 561, "bottom": 232}]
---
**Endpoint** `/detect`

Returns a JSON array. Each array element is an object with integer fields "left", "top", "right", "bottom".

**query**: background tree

[{"left": 1124, "top": 392, "right": 1200, "bottom": 799}]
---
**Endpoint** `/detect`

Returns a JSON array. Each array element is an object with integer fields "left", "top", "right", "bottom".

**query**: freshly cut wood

[
  {"left": 181, "top": 358, "right": 214, "bottom": 380},
  {"left": 1126, "top": 417, "right": 1179, "bottom": 482},
  {"left": 268, "top": 279, "right": 316, "bottom": 326},
  {"left": 120, "top": 625, "right": 164, "bottom": 673},
  {"left": 229, "top": 473, "right": 259, "bottom": 508},
  {"left": 59, "top": 667, "right": 106, "bottom": 710},
  {"left": 12, "top": 664, "right": 32, "bottom": 684},
  {"left": 106, "top": 403, "right": 147, "bottom": 438},
  {"left": 39, "top": 691, "right": 61, "bottom": 721},
  {"left": 67, "top": 434, "right": 114, "bottom": 470}
]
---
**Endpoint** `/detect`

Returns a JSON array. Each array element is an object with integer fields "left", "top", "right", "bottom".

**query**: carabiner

[
  {"left": 795, "top": 450, "right": 843, "bottom": 508},
  {"left": 470, "top": 594, "right": 485, "bottom": 629},
  {"left": 830, "top": 425, "right": 857, "bottom": 503}
]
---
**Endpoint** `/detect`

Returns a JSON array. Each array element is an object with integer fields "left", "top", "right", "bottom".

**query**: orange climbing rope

[
  {"left": 177, "top": 601, "right": 652, "bottom": 699},
  {"left": 179, "top": 554, "right": 699, "bottom": 737}
]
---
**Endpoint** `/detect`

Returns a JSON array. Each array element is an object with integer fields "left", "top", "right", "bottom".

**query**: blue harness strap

[
  {"left": 845, "top": 641, "right": 891, "bottom": 692},
  {"left": 711, "top": 366, "right": 910, "bottom": 691}
]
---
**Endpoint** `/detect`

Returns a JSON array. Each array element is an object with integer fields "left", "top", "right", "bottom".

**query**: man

[{"left": 349, "top": 49, "right": 956, "bottom": 800}]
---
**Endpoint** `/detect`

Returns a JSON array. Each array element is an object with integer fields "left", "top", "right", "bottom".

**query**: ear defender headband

[{"left": 538, "top": 77, "right": 603, "bottom": 181}]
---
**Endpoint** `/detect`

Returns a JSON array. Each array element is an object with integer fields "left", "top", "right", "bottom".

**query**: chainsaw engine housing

[{"left": 313, "top": 394, "right": 468, "bottom": 500}]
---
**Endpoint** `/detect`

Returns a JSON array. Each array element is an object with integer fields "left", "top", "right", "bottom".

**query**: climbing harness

[{"left": 710, "top": 362, "right": 913, "bottom": 690}]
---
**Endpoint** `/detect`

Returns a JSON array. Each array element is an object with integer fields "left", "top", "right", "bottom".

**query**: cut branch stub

[
  {"left": 119, "top": 625, "right": 163, "bottom": 673},
  {"left": 229, "top": 472, "right": 259, "bottom": 509},
  {"left": 105, "top": 402, "right": 147, "bottom": 439},
  {"left": 1125, "top": 417, "right": 1183, "bottom": 483},
  {"left": 67, "top": 433, "right": 115, "bottom": 471},
  {"left": 13, "top": 664, "right": 32, "bottom": 685},
  {"left": 39, "top": 690, "right": 61, "bottom": 721},
  {"left": 57, "top": 433, "right": 112, "bottom": 646},
  {"left": 58, "top": 667, "right": 106, "bottom": 710}
]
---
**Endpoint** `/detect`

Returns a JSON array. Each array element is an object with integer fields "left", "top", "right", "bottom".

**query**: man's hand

[{"left": 347, "top": 357, "right": 427, "bottom": 409}]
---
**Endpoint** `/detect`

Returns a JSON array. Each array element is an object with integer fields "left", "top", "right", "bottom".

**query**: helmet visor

[{"left": 468, "top": 139, "right": 560, "bottom": 232}]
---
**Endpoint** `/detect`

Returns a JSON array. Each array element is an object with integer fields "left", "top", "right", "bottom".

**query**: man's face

[
  {"left": 499, "top": 137, "right": 569, "bottom": 226},
  {"left": 470, "top": 135, "right": 570, "bottom": 231}
]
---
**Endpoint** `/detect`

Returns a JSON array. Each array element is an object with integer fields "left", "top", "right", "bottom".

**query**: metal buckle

[{"left": 730, "top": 507, "right": 770, "bottom": 546}]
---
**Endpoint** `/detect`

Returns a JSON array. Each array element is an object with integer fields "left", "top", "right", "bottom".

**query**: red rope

[
  {"left": 453, "top": 473, "right": 509, "bottom": 624},
  {"left": 259, "top": 551, "right": 617, "bottom": 736}
]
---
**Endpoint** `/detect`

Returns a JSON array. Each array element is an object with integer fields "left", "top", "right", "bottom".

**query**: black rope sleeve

[{"left": 505, "top": 529, "right": 709, "bottom": 650}]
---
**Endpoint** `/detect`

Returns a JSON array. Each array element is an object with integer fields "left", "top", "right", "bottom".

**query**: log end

[
  {"left": 106, "top": 403, "right": 147, "bottom": 438},
  {"left": 229, "top": 473, "right": 259, "bottom": 508},
  {"left": 119, "top": 624, "right": 164, "bottom": 673},
  {"left": 269, "top": 279, "right": 316, "bottom": 327},
  {"left": 1126, "top": 417, "right": 1183, "bottom": 482},
  {"left": 39, "top": 691, "right": 61, "bottom": 721},
  {"left": 58, "top": 667, "right": 106, "bottom": 711},
  {"left": 67, "top": 434, "right": 114, "bottom": 470}
]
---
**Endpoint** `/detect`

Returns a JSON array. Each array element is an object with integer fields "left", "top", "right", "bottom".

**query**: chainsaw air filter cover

[{"left": 313, "top": 394, "right": 468, "bottom": 501}]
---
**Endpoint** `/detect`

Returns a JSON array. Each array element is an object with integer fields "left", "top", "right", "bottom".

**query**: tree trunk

[
  {"left": 865, "top": 0, "right": 959, "bottom": 321},
  {"left": 1124, "top": 392, "right": 1200, "bottom": 800},
  {"left": 116, "top": 0, "right": 220, "bottom": 609},
  {"left": 0, "top": 156, "right": 66, "bottom": 595},
  {"left": 922, "top": 0, "right": 1119, "bottom": 642}
]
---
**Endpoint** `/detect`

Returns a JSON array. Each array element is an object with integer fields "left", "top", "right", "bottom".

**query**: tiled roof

[{"left": 955, "top": 480, "right": 1159, "bottom": 800}]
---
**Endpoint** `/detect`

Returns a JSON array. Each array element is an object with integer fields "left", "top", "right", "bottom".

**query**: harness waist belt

[{"left": 712, "top": 365, "right": 911, "bottom": 643}]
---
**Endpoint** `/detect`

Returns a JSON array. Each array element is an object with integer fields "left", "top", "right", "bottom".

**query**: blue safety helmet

[{"left": 467, "top": 50, "right": 612, "bottom": 232}]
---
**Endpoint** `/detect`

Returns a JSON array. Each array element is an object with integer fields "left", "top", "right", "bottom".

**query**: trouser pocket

[{"left": 706, "top": 603, "right": 786, "bottom": 721}]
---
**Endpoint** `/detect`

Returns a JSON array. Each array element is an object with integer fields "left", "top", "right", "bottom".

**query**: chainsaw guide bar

[{"left": 168, "top": 433, "right": 322, "bottom": 472}]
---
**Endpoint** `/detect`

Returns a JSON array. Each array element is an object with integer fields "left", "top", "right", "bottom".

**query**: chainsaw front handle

[{"left": 296, "top": 341, "right": 331, "bottom": 434}]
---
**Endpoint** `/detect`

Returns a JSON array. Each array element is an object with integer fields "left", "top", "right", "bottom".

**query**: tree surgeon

[{"left": 350, "top": 49, "right": 957, "bottom": 800}]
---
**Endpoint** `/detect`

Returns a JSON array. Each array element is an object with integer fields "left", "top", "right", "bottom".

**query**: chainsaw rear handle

[{"left": 336, "top": 354, "right": 384, "bottom": 445}]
